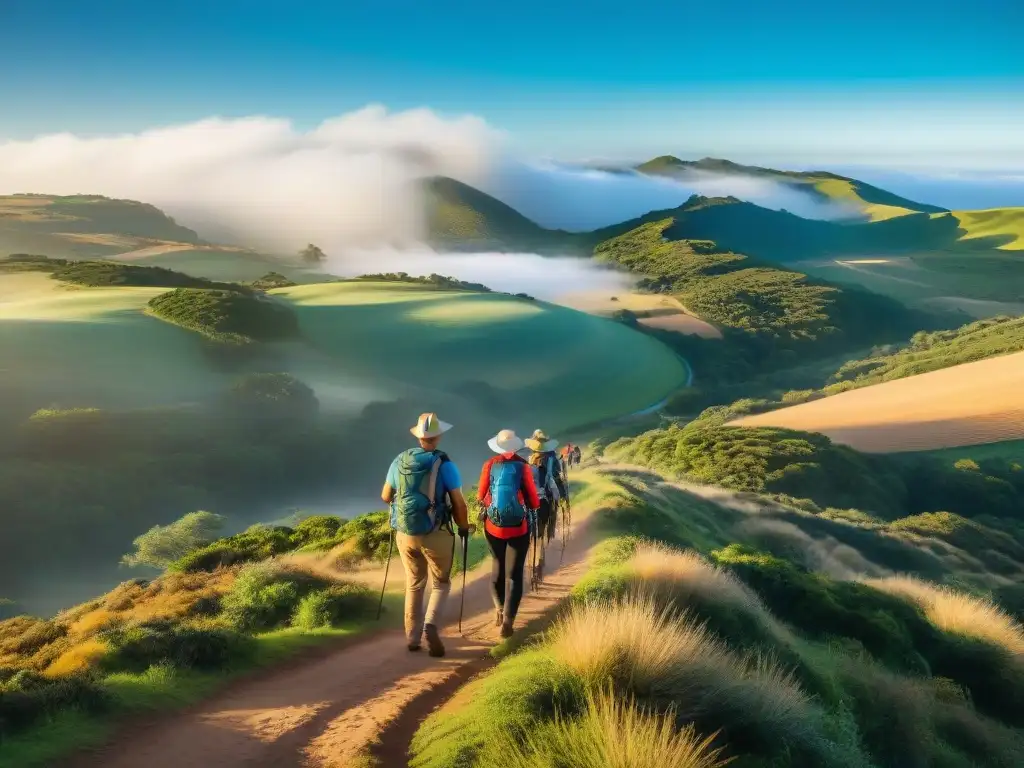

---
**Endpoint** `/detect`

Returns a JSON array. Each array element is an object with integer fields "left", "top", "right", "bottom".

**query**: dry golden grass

[
  {"left": 494, "top": 688, "right": 729, "bottom": 768},
  {"left": 549, "top": 596, "right": 813, "bottom": 738},
  {"left": 730, "top": 351, "right": 1024, "bottom": 452},
  {"left": 628, "top": 543, "right": 768, "bottom": 619},
  {"left": 43, "top": 638, "right": 109, "bottom": 678},
  {"left": 556, "top": 290, "right": 723, "bottom": 339},
  {"left": 866, "top": 575, "right": 1024, "bottom": 660},
  {"left": 68, "top": 609, "right": 118, "bottom": 637}
]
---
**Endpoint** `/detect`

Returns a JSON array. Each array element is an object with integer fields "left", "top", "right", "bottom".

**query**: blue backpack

[
  {"left": 390, "top": 449, "right": 450, "bottom": 535},
  {"left": 487, "top": 458, "right": 528, "bottom": 528},
  {"left": 529, "top": 453, "right": 560, "bottom": 502}
]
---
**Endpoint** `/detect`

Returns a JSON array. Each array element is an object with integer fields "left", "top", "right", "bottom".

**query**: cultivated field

[
  {"left": 730, "top": 351, "right": 1024, "bottom": 452},
  {"left": 274, "top": 281, "right": 689, "bottom": 429},
  {"left": 555, "top": 290, "right": 723, "bottom": 338}
]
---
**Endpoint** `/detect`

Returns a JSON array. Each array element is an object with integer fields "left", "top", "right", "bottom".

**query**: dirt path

[{"left": 67, "top": 518, "right": 594, "bottom": 768}]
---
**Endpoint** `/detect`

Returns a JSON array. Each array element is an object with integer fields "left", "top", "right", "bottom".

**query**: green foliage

[
  {"left": 121, "top": 511, "right": 225, "bottom": 570},
  {"left": 289, "top": 515, "right": 344, "bottom": 547},
  {"left": 100, "top": 620, "right": 250, "bottom": 672},
  {"left": 250, "top": 272, "right": 296, "bottom": 290},
  {"left": 147, "top": 288, "right": 299, "bottom": 343},
  {"left": 0, "top": 670, "right": 109, "bottom": 740},
  {"left": 50, "top": 260, "right": 249, "bottom": 292},
  {"left": 594, "top": 219, "right": 928, "bottom": 370},
  {"left": 353, "top": 272, "right": 493, "bottom": 292},
  {"left": 171, "top": 525, "right": 297, "bottom": 573},
  {"left": 224, "top": 372, "right": 319, "bottom": 422},
  {"left": 824, "top": 315, "right": 1024, "bottom": 393},
  {"left": 290, "top": 585, "right": 375, "bottom": 630},
  {"left": 608, "top": 422, "right": 908, "bottom": 517},
  {"left": 219, "top": 564, "right": 304, "bottom": 632}
]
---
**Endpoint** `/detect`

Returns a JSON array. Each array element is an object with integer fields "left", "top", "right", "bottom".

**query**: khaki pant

[{"left": 396, "top": 527, "right": 455, "bottom": 646}]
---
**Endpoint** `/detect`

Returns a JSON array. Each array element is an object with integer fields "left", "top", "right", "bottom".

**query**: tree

[
  {"left": 300, "top": 243, "right": 327, "bottom": 264},
  {"left": 225, "top": 372, "right": 319, "bottom": 422},
  {"left": 122, "top": 511, "right": 225, "bottom": 570}
]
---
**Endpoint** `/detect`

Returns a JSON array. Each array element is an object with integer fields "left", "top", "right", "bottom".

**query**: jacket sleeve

[
  {"left": 520, "top": 461, "right": 541, "bottom": 509},
  {"left": 477, "top": 459, "right": 492, "bottom": 505}
]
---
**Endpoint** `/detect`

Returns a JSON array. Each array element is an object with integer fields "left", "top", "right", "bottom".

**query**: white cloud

[{"left": 0, "top": 105, "right": 498, "bottom": 253}]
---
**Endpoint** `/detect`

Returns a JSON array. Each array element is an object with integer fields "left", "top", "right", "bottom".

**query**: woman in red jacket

[{"left": 477, "top": 429, "right": 540, "bottom": 638}]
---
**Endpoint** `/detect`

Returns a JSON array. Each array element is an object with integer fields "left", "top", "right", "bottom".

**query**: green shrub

[
  {"left": 290, "top": 515, "right": 344, "bottom": 547},
  {"left": 711, "top": 544, "right": 933, "bottom": 674},
  {"left": 291, "top": 585, "right": 376, "bottom": 630},
  {"left": 101, "top": 620, "right": 249, "bottom": 672},
  {"left": 0, "top": 670, "right": 108, "bottom": 738},
  {"left": 122, "top": 511, "right": 225, "bottom": 570},
  {"left": 220, "top": 565, "right": 303, "bottom": 632},
  {"left": 148, "top": 288, "right": 299, "bottom": 343},
  {"left": 171, "top": 525, "right": 297, "bottom": 573},
  {"left": 49, "top": 260, "right": 249, "bottom": 292}
]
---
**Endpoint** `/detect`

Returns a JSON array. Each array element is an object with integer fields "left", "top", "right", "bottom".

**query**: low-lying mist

[
  {"left": 0, "top": 105, "right": 858, "bottom": 259},
  {"left": 322, "top": 246, "right": 633, "bottom": 300}
]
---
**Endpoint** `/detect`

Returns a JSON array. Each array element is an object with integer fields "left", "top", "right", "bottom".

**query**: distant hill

[
  {"left": 0, "top": 193, "right": 204, "bottom": 258},
  {"left": 637, "top": 156, "right": 947, "bottom": 222},
  {"left": 423, "top": 176, "right": 577, "bottom": 252},
  {"left": 942, "top": 207, "right": 1024, "bottom": 250}
]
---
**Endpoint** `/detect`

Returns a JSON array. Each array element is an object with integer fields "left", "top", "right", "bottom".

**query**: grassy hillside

[
  {"left": 424, "top": 176, "right": 576, "bottom": 251},
  {"left": 593, "top": 218, "right": 931, "bottom": 374},
  {"left": 411, "top": 460, "right": 1024, "bottom": 768},
  {"left": 0, "top": 194, "right": 202, "bottom": 258},
  {"left": 944, "top": 208, "right": 1024, "bottom": 250},
  {"left": 273, "top": 281, "right": 687, "bottom": 430},
  {"left": 636, "top": 156, "right": 947, "bottom": 221}
]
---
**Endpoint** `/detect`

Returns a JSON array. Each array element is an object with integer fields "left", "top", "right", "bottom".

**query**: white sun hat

[
  {"left": 488, "top": 429, "right": 524, "bottom": 454},
  {"left": 524, "top": 429, "right": 559, "bottom": 453},
  {"left": 410, "top": 412, "right": 453, "bottom": 439}
]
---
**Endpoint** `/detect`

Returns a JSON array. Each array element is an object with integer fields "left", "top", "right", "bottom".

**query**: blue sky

[{"left": 2, "top": 0, "right": 1023, "bottom": 168}]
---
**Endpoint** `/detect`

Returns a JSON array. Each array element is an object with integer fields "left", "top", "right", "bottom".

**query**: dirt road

[{"left": 66, "top": 520, "right": 594, "bottom": 768}]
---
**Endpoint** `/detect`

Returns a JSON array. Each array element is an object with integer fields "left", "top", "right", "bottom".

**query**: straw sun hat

[
  {"left": 410, "top": 412, "right": 453, "bottom": 439},
  {"left": 524, "top": 429, "right": 558, "bottom": 452}
]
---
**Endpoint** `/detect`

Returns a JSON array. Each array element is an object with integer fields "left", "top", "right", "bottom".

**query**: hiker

[
  {"left": 572, "top": 444, "right": 582, "bottom": 466},
  {"left": 561, "top": 442, "right": 573, "bottom": 471},
  {"left": 525, "top": 429, "right": 566, "bottom": 580},
  {"left": 381, "top": 413, "right": 472, "bottom": 658},
  {"left": 477, "top": 429, "right": 540, "bottom": 638}
]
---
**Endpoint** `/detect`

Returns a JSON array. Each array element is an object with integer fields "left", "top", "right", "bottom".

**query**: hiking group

[{"left": 380, "top": 413, "right": 569, "bottom": 657}]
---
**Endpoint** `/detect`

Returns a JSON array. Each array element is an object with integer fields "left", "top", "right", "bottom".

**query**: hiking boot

[
  {"left": 407, "top": 643, "right": 422, "bottom": 652},
  {"left": 500, "top": 622, "right": 514, "bottom": 639},
  {"left": 424, "top": 624, "right": 445, "bottom": 658}
]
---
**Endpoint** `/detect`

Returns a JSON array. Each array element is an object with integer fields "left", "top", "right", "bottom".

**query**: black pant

[{"left": 486, "top": 530, "right": 531, "bottom": 623}]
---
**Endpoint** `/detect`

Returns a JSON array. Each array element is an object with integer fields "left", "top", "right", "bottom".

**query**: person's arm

[
  {"left": 381, "top": 459, "right": 397, "bottom": 503},
  {"left": 477, "top": 459, "right": 492, "bottom": 505},
  {"left": 521, "top": 460, "right": 541, "bottom": 509},
  {"left": 448, "top": 488, "right": 470, "bottom": 530}
]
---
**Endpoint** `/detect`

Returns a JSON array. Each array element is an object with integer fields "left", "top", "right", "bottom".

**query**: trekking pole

[
  {"left": 458, "top": 531, "right": 469, "bottom": 633},
  {"left": 376, "top": 529, "right": 395, "bottom": 621}
]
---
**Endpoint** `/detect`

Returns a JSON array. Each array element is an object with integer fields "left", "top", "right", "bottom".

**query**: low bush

[
  {"left": 100, "top": 620, "right": 250, "bottom": 672},
  {"left": 291, "top": 585, "right": 376, "bottom": 630},
  {"left": 148, "top": 288, "right": 299, "bottom": 343},
  {"left": 0, "top": 670, "right": 108, "bottom": 739},
  {"left": 171, "top": 525, "right": 297, "bottom": 573}
]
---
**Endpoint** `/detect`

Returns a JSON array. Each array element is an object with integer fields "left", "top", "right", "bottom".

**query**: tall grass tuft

[
  {"left": 489, "top": 688, "right": 729, "bottom": 768},
  {"left": 548, "top": 596, "right": 823, "bottom": 759},
  {"left": 867, "top": 575, "right": 1024, "bottom": 660}
]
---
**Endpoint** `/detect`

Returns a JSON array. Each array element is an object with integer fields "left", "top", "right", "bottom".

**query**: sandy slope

[
  {"left": 64, "top": 513, "right": 594, "bottom": 768},
  {"left": 555, "top": 290, "right": 723, "bottom": 339},
  {"left": 730, "top": 351, "right": 1024, "bottom": 453}
]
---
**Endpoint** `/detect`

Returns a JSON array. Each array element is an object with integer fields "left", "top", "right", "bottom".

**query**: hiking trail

[{"left": 63, "top": 513, "right": 595, "bottom": 768}]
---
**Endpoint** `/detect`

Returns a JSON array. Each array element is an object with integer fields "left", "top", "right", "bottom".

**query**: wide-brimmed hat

[
  {"left": 410, "top": 412, "right": 453, "bottom": 439},
  {"left": 488, "top": 429, "right": 524, "bottom": 454},
  {"left": 524, "top": 428, "right": 558, "bottom": 453}
]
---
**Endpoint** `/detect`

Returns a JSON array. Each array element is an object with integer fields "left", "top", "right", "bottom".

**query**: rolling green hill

[
  {"left": 424, "top": 176, "right": 576, "bottom": 252},
  {"left": 636, "top": 155, "right": 947, "bottom": 221}
]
